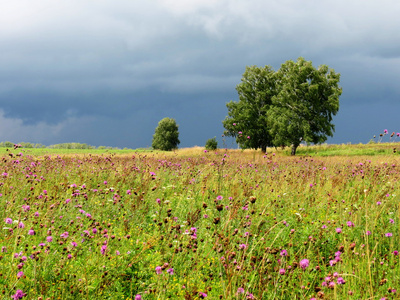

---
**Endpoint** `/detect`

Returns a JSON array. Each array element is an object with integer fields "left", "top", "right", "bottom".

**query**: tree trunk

[
  {"left": 291, "top": 144, "right": 298, "bottom": 156},
  {"left": 261, "top": 145, "right": 267, "bottom": 153}
]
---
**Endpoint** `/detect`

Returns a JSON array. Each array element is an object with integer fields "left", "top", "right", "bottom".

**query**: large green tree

[
  {"left": 269, "top": 58, "right": 341, "bottom": 155},
  {"left": 152, "top": 117, "right": 180, "bottom": 151},
  {"left": 222, "top": 58, "right": 341, "bottom": 155},
  {"left": 222, "top": 65, "right": 277, "bottom": 152}
]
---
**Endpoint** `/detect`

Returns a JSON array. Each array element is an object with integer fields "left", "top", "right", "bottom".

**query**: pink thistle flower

[
  {"left": 28, "top": 229, "right": 35, "bottom": 236},
  {"left": 279, "top": 268, "right": 286, "bottom": 275},
  {"left": 393, "top": 250, "right": 399, "bottom": 255},
  {"left": 199, "top": 292, "right": 207, "bottom": 298},
  {"left": 46, "top": 236, "right": 53, "bottom": 242},
  {"left": 5, "top": 218, "right": 12, "bottom": 224},
  {"left": 17, "top": 271, "right": 24, "bottom": 278},
  {"left": 155, "top": 266, "right": 162, "bottom": 275},
  {"left": 335, "top": 228, "right": 342, "bottom": 233},
  {"left": 385, "top": 232, "right": 393, "bottom": 237},
  {"left": 239, "top": 244, "right": 247, "bottom": 250},
  {"left": 280, "top": 249, "right": 288, "bottom": 256},
  {"left": 135, "top": 295, "right": 142, "bottom": 300},
  {"left": 18, "top": 222, "right": 25, "bottom": 228},
  {"left": 337, "top": 277, "right": 346, "bottom": 284},
  {"left": 299, "top": 259, "right": 309, "bottom": 270},
  {"left": 366, "top": 230, "right": 371, "bottom": 235},
  {"left": 167, "top": 268, "right": 174, "bottom": 275},
  {"left": 60, "top": 232, "right": 69, "bottom": 239},
  {"left": 389, "top": 218, "right": 395, "bottom": 224},
  {"left": 346, "top": 221, "right": 354, "bottom": 227},
  {"left": 12, "top": 289, "right": 26, "bottom": 300},
  {"left": 237, "top": 287, "right": 245, "bottom": 294}
]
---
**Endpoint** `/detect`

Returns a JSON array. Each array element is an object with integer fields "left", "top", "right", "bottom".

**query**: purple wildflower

[
  {"left": 167, "top": 268, "right": 174, "bottom": 275},
  {"left": 199, "top": 292, "right": 207, "bottom": 298},
  {"left": 12, "top": 289, "right": 26, "bottom": 299},
  {"left": 337, "top": 277, "right": 346, "bottom": 284},
  {"left": 299, "top": 259, "right": 309, "bottom": 270},
  {"left": 239, "top": 244, "right": 247, "bottom": 250}
]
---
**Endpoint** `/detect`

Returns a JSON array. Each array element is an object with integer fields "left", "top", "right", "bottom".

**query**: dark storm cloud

[{"left": 1, "top": 0, "right": 400, "bottom": 148}]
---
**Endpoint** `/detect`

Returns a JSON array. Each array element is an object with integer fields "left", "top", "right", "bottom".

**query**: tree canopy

[
  {"left": 152, "top": 118, "right": 180, "bottom": 151},
  {"left": 223, "top": 57, "right": 342, "bottom": 155}
]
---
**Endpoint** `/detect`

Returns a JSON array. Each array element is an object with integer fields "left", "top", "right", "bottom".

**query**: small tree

[
  {"left": 205, "top": 137, "right": 218, "bottom": 150},
  {"left": 152, "top": 118, "right": 180, "bottom": 151}
]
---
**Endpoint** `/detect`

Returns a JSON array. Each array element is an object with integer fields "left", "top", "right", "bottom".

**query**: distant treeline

[{"left": 0, "top": 141, "right": 121, "bottom": 150}]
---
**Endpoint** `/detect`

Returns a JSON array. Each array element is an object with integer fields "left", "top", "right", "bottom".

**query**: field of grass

[{"left": 1, "top": 145, "right": 400, "bottom": 299}]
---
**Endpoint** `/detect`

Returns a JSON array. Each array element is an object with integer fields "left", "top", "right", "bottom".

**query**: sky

[{"left": 1, "top": 0, "right": 400, "bottom": 149}]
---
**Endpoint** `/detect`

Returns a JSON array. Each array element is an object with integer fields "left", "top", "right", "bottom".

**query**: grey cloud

[{"left": 1, "top": 0, "right": 400, "bottom": 147}]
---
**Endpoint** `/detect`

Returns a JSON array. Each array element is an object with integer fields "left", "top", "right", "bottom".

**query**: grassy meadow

[{"left": 1, "top": 144, "right": 400, "bottom": 299}]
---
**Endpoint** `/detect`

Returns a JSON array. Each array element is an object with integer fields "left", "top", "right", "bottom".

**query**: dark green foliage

[
  {"left": 269, "top": 58, "right": 342, "bottom": 155},
  {"left": 205, "top": 137, "right": 218, "bottom": 150},
  {"left": 222, "top": 65, "right": 276, "bottom": 152},
  {"left": 152, "top": 117, "right": 180, "bottom": 151},
  {"left": 223, "top": 58, "right": 342, "bottom": 155}
]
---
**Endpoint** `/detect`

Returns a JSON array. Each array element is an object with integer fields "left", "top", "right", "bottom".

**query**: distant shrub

[
  {"left": 205, "top": 137, "right": 218, "bottom": 150},
  {"left": 152, "top": 118, "right": 180, "bottom": 151}
]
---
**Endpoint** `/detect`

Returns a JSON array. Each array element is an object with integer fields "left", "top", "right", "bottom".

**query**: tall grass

[{"left": 1, "top": 148, "right": 400, "bottom": 299}]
